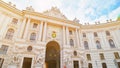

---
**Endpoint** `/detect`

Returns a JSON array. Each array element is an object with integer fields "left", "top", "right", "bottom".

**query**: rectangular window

[
  {"left": 33, "top": 23, "right": 38, "bottom": 28},
  {"left": 86, "top": 54, "right": 91, "bottom": 61},
  {"left": 69, "top": 30, "right": 72, "bottom": 35},
  {"left": 99, "top": 53, "right": 105, "bottom": 60},
  {"left": 114, "top": 52, "right": 120, "bottom": 59},
  {"left": 0, "top": 45, "right": 8, "bottom": 54},
  {"left": 12, "top": 18, "right": 18, "bottom": 24},
  {"left": 0, "top": 58, "right": 4, "bottom": 68},
  {"left": 83, "top": 33, "right": 86, "bottom": 37},
  {"left": 73, "top": 61, "right": 79, "bottom": 68}
]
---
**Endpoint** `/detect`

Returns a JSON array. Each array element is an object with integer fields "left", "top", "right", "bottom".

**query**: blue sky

[{"left": 4, "top": 0, "right": 120, "bottom": 24}]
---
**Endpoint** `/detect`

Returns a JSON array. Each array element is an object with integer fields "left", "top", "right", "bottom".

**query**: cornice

[
  {"left": 22, "top": 10, "right": 81, "bottom": 27},
  {"left": 81, "top": 21, "right": 120, "bottom": 29},
  {"left": 0, "top": 0, "right": 119, "bottom": 30},
  {"left": 0, "top": 0, "right": 23, "bottom": 16}
]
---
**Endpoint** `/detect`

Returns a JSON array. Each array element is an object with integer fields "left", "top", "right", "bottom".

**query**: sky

[{"left": 3, "top": 0, "right": 120, "bottom": 24}]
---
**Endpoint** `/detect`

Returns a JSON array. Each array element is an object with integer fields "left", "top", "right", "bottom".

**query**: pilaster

[
  {"left": 38, "top": 21, "right": 43, "bottom": 41},
  {"left": 23, "top": 18, "right": 31, "bottom": 39},
  {"left": 42, "top": 22, "right": 47, "bottom": 42}
]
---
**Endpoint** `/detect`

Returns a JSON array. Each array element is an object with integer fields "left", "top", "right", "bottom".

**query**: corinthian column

[
  {"left": 23, "top": 18, "right": 30, "bottom": 39},
  {"left": 38, "top": 21, "right": 43, "bottom": 41},
  {"left": 63, "top": 26, "right": 66, "bottom": 45},
  {"left": 75, "top": 28, "right": 79, "bottom": 47},
  {"left": 0, "top": 16, "right": 11, "bottom": 39},
  {"left": 42, "top": 22, "right": 47, "bottom": 42},
  {"left": 66, "top": 27, "right": 69, "bottom": 45},
  {"left": 0, "top": 13, "right": 5, "bottom": 28},
  {"left": 19, "top": 18, "right": 27, "bottom": 38}
]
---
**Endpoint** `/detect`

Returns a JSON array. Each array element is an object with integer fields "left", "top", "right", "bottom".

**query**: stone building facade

[{"left": 0, "top": 0, "right": 120, "bottom": 68}]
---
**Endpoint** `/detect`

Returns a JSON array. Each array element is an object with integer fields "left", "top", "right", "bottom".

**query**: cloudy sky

[{"left": 4, "top": 0, "right": 120, "bottom": 24}]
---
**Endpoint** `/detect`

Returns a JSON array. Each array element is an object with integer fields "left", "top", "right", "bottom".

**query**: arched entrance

[{"left": 45, "top": 41, "right": 60, "bottom": 68}]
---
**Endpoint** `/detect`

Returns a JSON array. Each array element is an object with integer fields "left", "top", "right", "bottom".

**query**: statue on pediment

[
  {"left": 73, "top": 18, "right": 80, "bottom": 23},
  {"left": 43, "top": 7, "right": 67, "bottom": 19}
]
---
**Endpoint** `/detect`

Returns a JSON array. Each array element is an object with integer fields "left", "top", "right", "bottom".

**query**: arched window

[
  {"left": 5, "top": 29, "right": 14, "bottom": 40},
  {"left": 30, "top": 33, "right": 36, "bottom": 41},
  {"left": 88, "top": 63, "right": 92, "bottom": 68},
  {"left": 109, "top": 39, "right": 115, "bottom": 48},
  {"left": 83, "top": 33, "right": 86, "bottom": 37},
  {"left": 94, "top": 32, "right": 98, "bottom": 37},
  {"left": 84, "top": 41, "right": 89, "bottom": 49},
  {"left": 106, "top": 31, "right": 110, "bottom": 36},
  {"left": 70, "top": 39, "right": 74, "bottom": 46},
  {"left": 102, "top": 63, "right": 107, "bottom": 68},
  {"left": 96, "top": 40, "right": 102, "bottom": 49}
]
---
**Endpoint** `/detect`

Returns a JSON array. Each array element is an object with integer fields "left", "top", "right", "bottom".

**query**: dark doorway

[
  {"left": 45, "top": 41, "right": 60, "bottom": 68},
  {"left": 0, "top": 58, "right": 4, "bottom": 68},
  {"left": 22, "top": 57, "right": 32, "bottom": 68},
  {"left": 118, "top": 62, "right": 120, "bottom": 68},
  {"left": 102, "top": 63, "right": 107, "bottom": 68},
  {"left": 88, "top": 63, "right": 92, "bottom": 68},
  {"left": 73, "top": 61, "right": 79, "bottom": 68}
]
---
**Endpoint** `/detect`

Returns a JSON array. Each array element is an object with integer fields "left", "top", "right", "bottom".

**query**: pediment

[{"left": 43, "top": 7, "right": 67, "bottom": 19}]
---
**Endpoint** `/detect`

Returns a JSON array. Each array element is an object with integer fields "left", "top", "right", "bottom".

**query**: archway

[{"left": 45, "top": 41, "right": 60, "bottom": 68}]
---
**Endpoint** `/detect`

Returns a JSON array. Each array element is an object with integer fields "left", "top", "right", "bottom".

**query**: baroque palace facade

[{"left": 0, "top": 0, "right": 120, "bottom": 68}]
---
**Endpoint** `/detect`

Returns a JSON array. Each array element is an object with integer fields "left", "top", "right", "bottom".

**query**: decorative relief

[
  {"left": 52, "top": 31, "right": 56, "bottom": 38},
  {"left": 43, "top": 7, "right": 67, "bottom": 19}
]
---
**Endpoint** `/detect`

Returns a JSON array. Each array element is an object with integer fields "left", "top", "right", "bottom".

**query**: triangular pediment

[{"left": 43, "top": 7, "right": 67, "bottom": 19}]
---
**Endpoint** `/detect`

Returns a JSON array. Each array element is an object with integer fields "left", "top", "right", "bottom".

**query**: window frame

[
  {"left": 5, "top": 29, "right": 14, "bottom": 40},
  {"left": 30, "top": 33, "right": 36, "bottom": 41}
]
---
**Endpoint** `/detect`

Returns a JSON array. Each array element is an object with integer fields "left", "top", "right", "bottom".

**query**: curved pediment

[{"left": 43, "top": 7, "right": 67, "bottom": 19}]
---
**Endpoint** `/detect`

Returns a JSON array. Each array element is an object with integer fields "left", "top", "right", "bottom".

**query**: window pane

[
  {"left": 100, "top": 53, "right": 105, "bottom": 60},
  {"left": 70, "top": 39, "right": 74, "bottom": 46},
  {"left": 94, "top": 32, "right": 98, "bottom": 37},
  {"left": 33, "top": 23, "right": 38, "bottom": 28},
  {"left": 106, "top": 31, "right": 110, "bottom": 36},
  {"left": 84, "top": 41, "right": 89, "bottom": 49},
  {"left": 0, "top": 45, "right": 8, "bottom": 54},
  {"left": 30, "top": 33, "right": 36, "bottom": 41},
  {"left": 5, "top": 29, "right": 14, "bottom": 40},
  {"left": 114, "top": 52, "right": 120, "bottom": 59},
  {"left": 69, "top": 30, "right": 72, "bottom": 35},
  {"left": 83, "top": 33, "right": 86, "bottom": 37},
  {"left": 96, "top": 41, "right": 102, "bottom": 49},
  {"left": 86, "top": 54, "right": 91, "bottom": 61},
  {"left": 109, "top": 39, "right": 115, "bottom": 48},
  {"left": 12, "top": 18, "right": 18, "bottom": 24}
]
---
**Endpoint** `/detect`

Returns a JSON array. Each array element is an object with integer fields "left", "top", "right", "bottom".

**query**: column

[
  {"left": 38, "top": 21, "right": 43, "bottom": 41},
  {"left": 0, "top": 13, "right": 5, "bottom": 28},
  {"left": 0, "top": 16, "right": 11, "bottom": 39},
  {"left": 66, "top": 27, "right": 69, "bottom": 45},
  {"left": 42, "top": 22, "right": 47, "bottom": 42},
  {"left": 75, "top": 28, "right": 79, "bottom": 47},
  {"left": 19, "top": 18, "right": 27, "bottom": 38},
  {"left": 78, "top": 30, "right": 81, "bottom": 47},
  {"left": 23, "top": 18, "right": 30, "bottom": 39},
  {"left": 63, "top": 26, "right": 66, "bottom": 45}
]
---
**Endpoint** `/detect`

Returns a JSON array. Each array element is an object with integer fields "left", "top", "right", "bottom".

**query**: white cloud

[
  {"left": 92, "top": 7, "right": 120, "bottom": 23},
  {"left": 109, "top": 7, "right": 120, "bottom": 20}
]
